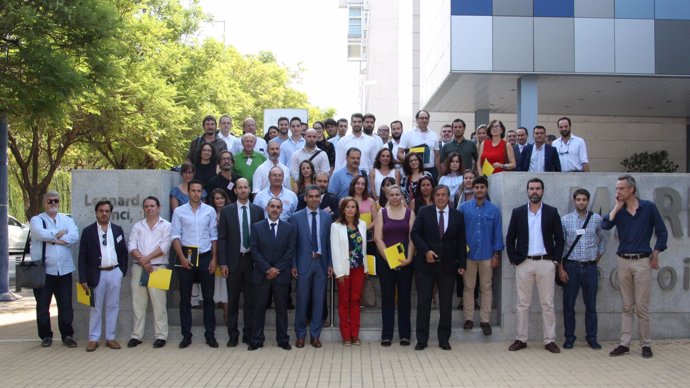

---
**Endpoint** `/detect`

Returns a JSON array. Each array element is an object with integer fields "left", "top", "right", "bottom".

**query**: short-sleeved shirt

[{"left": 398, "top": 127, "right": 440, "bottom": 169}]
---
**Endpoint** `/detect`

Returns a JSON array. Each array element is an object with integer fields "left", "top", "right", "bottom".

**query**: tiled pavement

[{"left": 1, "top": 291, "right": 690, "bottom": 387}]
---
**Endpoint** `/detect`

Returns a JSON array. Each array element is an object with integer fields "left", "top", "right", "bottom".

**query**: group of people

[{"left": 27, "top": 111, "right": 667, "bottom": 359}]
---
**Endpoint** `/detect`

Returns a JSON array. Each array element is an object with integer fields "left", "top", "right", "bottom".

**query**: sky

[{"left": 196, "top": 0, "right": 362, "bottom": 118}]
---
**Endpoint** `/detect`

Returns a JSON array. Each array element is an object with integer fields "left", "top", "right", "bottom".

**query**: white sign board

[{"left": 263, "top": 108, "right": 309, "bottom": 132}]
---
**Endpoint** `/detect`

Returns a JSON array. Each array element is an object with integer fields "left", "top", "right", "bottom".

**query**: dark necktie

[
  {"left": 270, "top": 222, "right": 277, "bottom": 238},
  {"left": 438, "top": 210, "right": 445, "bottom": 239},
  {"left": 242, "top": 206, "right": 249, "bottom": 249},
  {"left": 311, "top": 211, "right": 318, "bottom": 253}
]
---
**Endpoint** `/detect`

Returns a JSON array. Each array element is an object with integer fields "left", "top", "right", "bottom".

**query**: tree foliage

[
  {"left": 620, "top": 150, "right": 679, "bottom": 173},
  {"left": 1, "top": 0, "right": 335, "bottom": 218}
]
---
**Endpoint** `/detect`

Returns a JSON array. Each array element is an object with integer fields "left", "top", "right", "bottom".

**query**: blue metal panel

[
  {"left": 452, "top": 0, "right": 493, "bottom": 16},
  {"left": 615, "top": 0, "right": 654, "bottom": 19},
  {"left": 534, "top": 0, "right": 574, "bottom": 17},
  {"left": 656, "top": 0, "right": 690, "bottom": 20}
]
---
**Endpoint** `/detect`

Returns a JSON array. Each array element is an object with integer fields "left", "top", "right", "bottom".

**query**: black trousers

[
  {"left": 252, "top": 279, "right": 289, "bottom": 345},
  {"left": 378, "top": 257, "right": 414, "bottom": 341},
  {"left": 415, "top": 269, "right": 455, "bottom": 346},
  {"left": 33, "top": 272, "right": 74, "bottom": 341},
  {"left": 178, "top": 252, "right": 215, "bottom": 338},
  {"left": 226, "top": 253, "right": 254, "bottom": 341}
]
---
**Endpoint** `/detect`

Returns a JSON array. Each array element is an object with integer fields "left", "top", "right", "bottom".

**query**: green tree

[{"left": 1, "top": 0, "right": 123, "bottom": 219}]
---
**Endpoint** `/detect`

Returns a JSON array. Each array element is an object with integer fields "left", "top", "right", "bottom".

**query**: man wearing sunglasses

[
  {"left": 78, "top": 200, "right": 129, "bottom": 352},
  {"left": 29, "top": 191, "right": 80, "bottom": 348}
]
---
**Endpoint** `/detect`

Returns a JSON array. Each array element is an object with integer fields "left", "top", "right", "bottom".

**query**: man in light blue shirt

[
  {"left": 279, "top": 117, "right": 305, "bottom": 166},
  {"left": 171, "top": 179, "right": 218, "bottom": 349},
  {"left": 328, "top": 147, "right": 363, "bottom": 201},
  {"left": 459, "top": 176, "right": 503, "bottom": 336},
  {"left": 29, "top": 190, "right": 80, "bottom": 348},
  {"left": 253, "top": 166, "right": 298, "bottom": 222}
]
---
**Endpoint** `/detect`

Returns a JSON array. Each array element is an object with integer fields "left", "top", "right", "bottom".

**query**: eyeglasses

[
  {"left": 101, "top": 233, "right": 107, "bottom": 246},
  {"left": 47, "top": 199, "right": 60, "bottom": 205}
]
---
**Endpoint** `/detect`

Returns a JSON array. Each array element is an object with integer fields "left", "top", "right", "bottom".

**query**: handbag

[
  {"left": 556, "top": 212, "right": 593, "bottom": 287},
  {"left": 17, "top": 219, "right": 47, "bottom": 289}
]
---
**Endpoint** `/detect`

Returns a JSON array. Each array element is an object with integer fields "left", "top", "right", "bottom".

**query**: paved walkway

[{"left": 1, "top": 290, "right": 689, "bottom": 387}]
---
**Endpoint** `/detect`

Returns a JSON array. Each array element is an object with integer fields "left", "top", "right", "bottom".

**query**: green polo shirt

[
  {"left": 440, "top": 138, "right": 478, "bottom": 172},
  {"left": 233, "top": 151, "right": 266, "bottom": 190}
]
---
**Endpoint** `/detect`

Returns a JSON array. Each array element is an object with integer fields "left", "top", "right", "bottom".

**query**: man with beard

[
  {"left": 363, "top": 113, "right": 384, "bottom": 147},
  {"left": 186, "top": 115, "right": 228, "bottom": 162},
  {"left": 506, "top": 178, "right": 564, "bottom": 354},
  {"left": 324, "top": 118, "right": 338, "bottom": 140},
  {"left": 335, "top": 113, "right": 378, "bottom": 171},
  {"left": 551, "top": 117, "right": 590, "bottom": 172},
  {"left": 386, "top": 120, "right": 404, "bottom": 169},
  {"left": 273, "top": 116, "right": 290, "bottom": 145},
  {"left": 253, "top": 140, "right": 291, "bottom": 194},
  {"left": 314, "top": 120, "right": 336, "bottom": 172},
  {"left": 440, "top": 119, "right": 477, "bottom": 176},
  {"left": 204, "top": 150, "right": 238, "bottom": 203}
]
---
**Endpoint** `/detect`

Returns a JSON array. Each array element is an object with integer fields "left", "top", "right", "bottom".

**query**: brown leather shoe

[
  {"left": 105, "top": 340, "right": 121, "bottom": 350},
  {"left": 295, "top": 338, "right": 305, "bottom": 348},
  {"left": 544, "top": 342, "right": 561, "bottom": 354},
  {"left": 508, "top": 340, "right": 527, "bottom": 351},
  {"left": 86, "top": 341, "right": 99, "bottom": 352},
  {"left": 310, "top": 338, "right": 322, "bottom": 348}
]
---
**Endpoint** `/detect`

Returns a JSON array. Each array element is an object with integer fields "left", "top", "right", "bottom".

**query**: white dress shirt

[
  {"left": 29, "top": 212, "right": 80, "bottom": 276},
  {"left": 236, "top": 201, "right": 253, "bottom": 253},
  {"left": 98, "top": 223, "right": 119, "bottom": 267},
  {"left": 128, "top": 217, "right": 172, "bottom": 266},
  {"left": 527, "top": 203, "right": 547, "bottom": 256},
  {"left": 171, "top": 202, "right": 217, "bottom": 253},
  {"left": 552, "top": 134, "right": 589, "bottom": 172}
]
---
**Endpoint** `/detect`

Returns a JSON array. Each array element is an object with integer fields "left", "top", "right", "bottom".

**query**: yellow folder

[
  {"left": 214, "top": 266, "right": 223, "bottom": 277},
  {"left": 481, "top": 159, "right": 495, "bottom": 177},
  {"left": 148, "top": 268, "right": 173, "bottom": 290},
  {"left": 360, "top": 213, "right": 372, "bottom": 227},
  {"left": 76, "top": 284, "right": 94, "bottom": 307},
  {"left": 366, "top": 255, "right": 377, "bottom": 276},
  {"left": 384, "top": 243, "right": 406, "bottom": 270}
]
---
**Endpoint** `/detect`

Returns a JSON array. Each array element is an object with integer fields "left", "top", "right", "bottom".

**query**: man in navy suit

[
  {"left": 78, "top": 200, "right": 129, "bottom": 352},
  {"left": 248, "top": 198, "right": 296, "bottom": 351},
  {"left": 506, "top": 177, "right": 564, "bottom": 354},
  {"left": 290, "top": 185, "right": 333, "bottom": 348},
  {"left": 411, "top": 184, "right": 467, "bottom": 351},
  {"left": 218, "top": 178, "right": 265, "bottom": 347},
  {"left": 517, "top": 125, "right": 561, "bottom": 172}
]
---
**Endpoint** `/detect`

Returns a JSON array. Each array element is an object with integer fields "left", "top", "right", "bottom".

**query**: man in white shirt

[
  {"left": 279, "top": 117, "right": 306, "bottom": 166},
  {"left": 217, "top": 114, "right": 237, "bottom": 150},
  {"left": 30, "top": 191, "right": 80, "bottom": 348},
  {"left": 171, "top": 179, "right": 219, "bottom": 349},
  {"left": 335, "top": 113, "right": 378, "bottom": 171},
  {"left": 254, "top": 167, "right": 298, "bottom": 222},
  {"left": 289, "top": 129, "right": 331, "bottom": 181},
  {"left": 329, "top": 118, "right": 349, "bottom": 147},
  {"left": 363, "top": 113, "right": 384, "bottom": 147},
  {"left": 127, "top": 196, "right": 172, "bottom": 349},
  {"left": 253, "top": 140, "right": 290, "bottom": 194},
  {"left": 397, "top": 110, "right": 440, "bottom": 180},
  {"left": 552, "top": 116, "right": 590, "bottom": 172}
]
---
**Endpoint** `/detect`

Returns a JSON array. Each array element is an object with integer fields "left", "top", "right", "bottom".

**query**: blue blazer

[
  {"left": 249, "top": 219, "right": 296, "bottom": 285},
  {"left": 289, "top": 208, "right": 332, "bottom": 274},
  {"left": 78, "top": 222, "right": 128, "bottom": 288},
  {"left": 517, "top": 144, "right": 561, "bottom": 172},
  {"left": 505, "top": 203, "right": 564, "bottom": 266}
]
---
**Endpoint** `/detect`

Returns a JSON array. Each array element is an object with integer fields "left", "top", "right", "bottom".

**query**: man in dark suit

[
  {"left": 411, "top": 184, "right": 467, "bottom": 351},
  {"left": 78, "top": 200, "right": 129, "bottom": 352},
  {"left": 506, "top": 177, "right": 564, "bottom": 354},
  {"left": 517, "top": 125, "right": 561, "bottom": 172},
  {"left": 290, "top": 185, "right": 333, "bottom": 348},
  {"left": 218, "top": 178, "right": 265, "bottom": 347},
  {"left": 248, "top": 198, "right": 296, "bottom": 351},
  {"left": 513, "top": 127, "right": 529, "bottom": 167}
]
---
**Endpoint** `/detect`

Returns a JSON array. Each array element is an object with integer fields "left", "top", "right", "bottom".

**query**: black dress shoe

[
  {"left": 153, "top": 339, "right": 166, "bottom": 349},
  {"left": 463, "top": 320, "right": 473, "bottom": 330},
  {"left": 206, "top": 337, "right": 219, "bottom": 348},
  {"left": 415, "top": 342, "right": 427, "bottom": 351},
  {"left": 400, "top": 339, "right": 411, "bottom": 347},
  {"left": 642, "top": 346, "right": 653, "bottom": 358},
  {"left": 609, "top": 345, "right": 630, "bottom": 357},
  {"left": 508, "top": 340, "right": 527, "bottom": 351},
  {"left": 227, "top": 338, "right": 238, "bottom": 347},
  {"left": 381, "top": 339, "right": 392, "bottom": 347},
  {"left": 63, "top": 336, "right": 77, "bottom": 348},
  {"left": 248, "top": 343, "right": 261, "bottom": 351},
  {"left": 278, "top": 343, "right": 292, "bottom": 350},
  {"left": 242, "top": 335, "right": 250, "bottom": 345},
  {"left": 41, "top": 337, "right": 52, "bottom": 348},
  {"left": 440, "top": 344, "right": 452, "bottom": 351},
  {"left": 179, "top": 335, "right": 192, "bottom": 349},
  {"left": 127, "top": 338, "right": 142, "bottom": 348}
]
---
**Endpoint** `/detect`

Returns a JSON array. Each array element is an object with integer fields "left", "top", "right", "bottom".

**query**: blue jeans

[{"left": 562, "top": 261, "right": 598, "bottom": 343}]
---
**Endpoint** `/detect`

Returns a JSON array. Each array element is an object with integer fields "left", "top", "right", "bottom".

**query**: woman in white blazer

[{"left": 330, "top": 196, "right": 368, "bottom": 346}]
